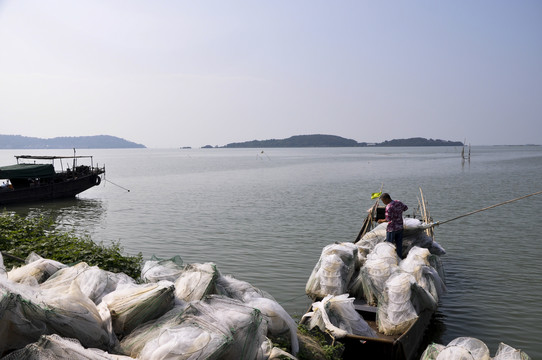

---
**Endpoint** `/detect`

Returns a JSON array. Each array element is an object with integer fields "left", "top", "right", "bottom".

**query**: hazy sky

[{"left": 0, "top": 1, "right": 540, "bottom": 148}]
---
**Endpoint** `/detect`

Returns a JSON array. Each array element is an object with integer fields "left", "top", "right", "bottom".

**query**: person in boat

[{"left": 378, "top": 193, "right": 408, "bottom": 258}]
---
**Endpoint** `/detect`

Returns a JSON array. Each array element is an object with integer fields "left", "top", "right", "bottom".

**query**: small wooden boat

[
  {"left": 0, "top": 154, "right": 105, "bottom": 205},
  {"left": 303, "top": 189, "right": 442, "bottom": 360},
  {"left": 338, "top": 300, "right": 434, "bottom": 360}
]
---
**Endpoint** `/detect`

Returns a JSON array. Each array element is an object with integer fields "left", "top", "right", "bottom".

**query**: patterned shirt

[{"left": 385, "top": 200, "right": 408, "bottom": 232}]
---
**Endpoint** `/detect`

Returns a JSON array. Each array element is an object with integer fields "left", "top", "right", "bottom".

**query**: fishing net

[
  {"left": 420, "top": 339, "right": 531, "bottom": 360},
  {"left": 420, "top": 343, "right": 446, "bottom": 360},
  {"left": 355, "top": 222, "right": 388, "bottom": 262},
  {"left": 7, "top": 253, "right": 66, "bottom": 285},
  {"left": 215, "top": 274, "right": 298, "bottom": 355},
  {"left": 174, "top": 262, "right": 219, "bottom": 302},
  {"left": 245, "top": 297, "right": 299, "bottom": 355},
  {"left": 0, "top": 334, "right": 132, "bottom": 360},
  {"left": 257, "top": 338, "right": 298, "bottom": 360},
  {"left": 305, "top": 242, "right": 358, "bottom": 300},
  {"left": 39, "top": 262, "right": 136, "bottom": 305},
  {"left": 358, "top": 243, "right": 399, "bottom": 306},
  {"left": 376, "top": 272, "right": 418, "bottom": 336},
  {"left": 0, "top": 253, "right": 5, "bottom": 279},
  {"left": 136, "top": 295, "right": 268, "bottom": 360},
  {"left": 215, "top": 274, "right": 274, "bottom": 302},
  {"left": 399, "top": 247, "right": 446, "bottom": 306},
  {"left": 301, "top": 294, "right": 377, "bottom": 339},
  {"left": 493, "top": 342, "right": 532, "bottom": 360},
  {"left": 119, "top": 304, "right": 187, "bottom": 357},
  {"left": 0, "top": 276, "right": 116, "bottom": 355},
  {"left": 100, "top": 281, "right": 175, "bottom": 337},
  {"left": 435, "top": 337, "right": 491, "bottom": 360},
  {"left": 141, "top": 255, "right": 184, "bottom": 283}
]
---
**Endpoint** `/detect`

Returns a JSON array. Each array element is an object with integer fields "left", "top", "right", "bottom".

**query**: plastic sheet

[
  {"left": 100, "top": 281, "right": 175, "bottom": 337},
  {"left": 174, "top": 262, "right": 218, "bottom": 302},
  {"left": 305, "top": 242, "right": 358, "bottom": 300},
  {"left": 301, "top": 294, "right": 377, "bottom": 339},
  {"left": 7, "top": 253, "right": 66, "bottom": 285},
  {"left": 141, "top": 255, "right": 184, "bottom": 283},
  {"left": 0, "top": 334, "right": 133, "bottom": 360}
]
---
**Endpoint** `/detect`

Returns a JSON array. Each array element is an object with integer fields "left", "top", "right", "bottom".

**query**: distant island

[
  {"left": 0, "top": 135, "right": 146, "bottom": 149},
  {"left": 221, "top": 135, "right": 463, "bottom": 148}
]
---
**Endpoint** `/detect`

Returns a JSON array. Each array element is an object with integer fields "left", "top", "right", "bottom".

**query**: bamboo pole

[{"left": 433, "top": 190, "right": 542, "bottom": 227}]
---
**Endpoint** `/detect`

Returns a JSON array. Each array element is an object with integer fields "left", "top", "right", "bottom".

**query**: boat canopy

[{"left": 0, "top": 163, "right": 56, "bottom": 179}]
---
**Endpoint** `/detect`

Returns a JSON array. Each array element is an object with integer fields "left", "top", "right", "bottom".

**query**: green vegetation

[
  {"left": 0, "top": 212, "right": 143, "bottom": 279},
  {"left": 296, "top": 324, "right": 344, "bottom": 360}
]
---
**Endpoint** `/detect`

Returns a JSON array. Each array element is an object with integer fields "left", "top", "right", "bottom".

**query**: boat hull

[
  {"left": 0, "top": 173, "right": 102, "bottom": 205},
  {"left": 340, "top": 305, "right": 434, "bottom": 360}
]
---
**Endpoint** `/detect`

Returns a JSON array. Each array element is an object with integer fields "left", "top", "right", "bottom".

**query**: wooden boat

[
  {"left": 304, "top": 189, "right": 441, "bottom": 360},
  {"left": 338, "top": 300, "right": 435, "bottom": 360},
  {"left": 0, "top": 154, "right": 105, "bottom": 205}
]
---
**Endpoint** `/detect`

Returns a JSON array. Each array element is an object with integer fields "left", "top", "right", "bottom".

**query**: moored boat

[{"left": 0, "top": 154, "right": 105, "bottom": 205}]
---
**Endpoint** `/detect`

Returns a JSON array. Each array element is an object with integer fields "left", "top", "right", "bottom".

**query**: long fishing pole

[{"left": 432, "top": 190, "right": 542, "bottom": 227}]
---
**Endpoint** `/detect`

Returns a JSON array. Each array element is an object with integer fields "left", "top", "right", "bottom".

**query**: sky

[{"left": 0, "top": 1, "right": 541, "bottom": 148}]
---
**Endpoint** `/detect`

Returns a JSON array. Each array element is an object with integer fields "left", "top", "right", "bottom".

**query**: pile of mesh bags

[
  {"left": 420, "top": 337, "right": 531, "bottom": 360},
  {"left": 305, "top": 242, "right": 360, "bottom": 300},
  {"left": 304, "top": 218, "right": 446, "bottom": 338},
  {"left": 0, "top": 252, "right": 299, "bottom": 359}
]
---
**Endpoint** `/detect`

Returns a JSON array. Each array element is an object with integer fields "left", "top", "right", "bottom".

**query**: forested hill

[
  {"left": 0, "top": 135, "right": 146, "bottom": 149},
  {"left": 223, "top": 135, "right": 463, "bottom": 148}
]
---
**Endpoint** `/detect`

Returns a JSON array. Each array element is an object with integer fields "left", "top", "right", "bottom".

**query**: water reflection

[{"left": 1, "top": 197, "right": 106, "bottom": 237}]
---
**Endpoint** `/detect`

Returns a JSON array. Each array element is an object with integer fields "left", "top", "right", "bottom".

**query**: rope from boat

[
  {"left": 431, "top": 190, "right": 542, "bottom": 227},
  {"left": 104, "top": 178, "right": 130, "bottom": 192}
]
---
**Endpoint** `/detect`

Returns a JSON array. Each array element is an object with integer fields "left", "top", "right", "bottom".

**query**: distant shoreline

[
  {"left": 0, "top": 134, "right": 146, "bottom": 149},
  {"left": 210, "top": 135, "right": 464, "bottom": 149}
]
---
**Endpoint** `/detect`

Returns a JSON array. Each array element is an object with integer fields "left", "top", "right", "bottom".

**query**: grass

[{"left": 0, "top": 212, "right": 143, "bottom": 279}]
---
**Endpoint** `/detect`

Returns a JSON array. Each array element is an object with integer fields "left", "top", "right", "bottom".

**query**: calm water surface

[{"left": 2, "top": 146, "right": 541, "bottom": 358}]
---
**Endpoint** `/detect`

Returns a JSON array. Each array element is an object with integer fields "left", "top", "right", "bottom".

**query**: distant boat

[{"left": 0, "top": 153, "right": 105, "bottom": 205}]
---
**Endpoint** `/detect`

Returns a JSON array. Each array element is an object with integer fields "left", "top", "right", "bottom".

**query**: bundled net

[
  {"left": 1, "top": 334, "right": 132, "bottom": 360},
  {"left": 141, "top": 255, "right": 184, "bottom": 283},
  {"left": 8, "top": 252, "right": 66, "bottom": 285},
  {"left": 301, "top": 294, "right": 377, "bottom": 339},
  {"left": 174, "top": 263, "right": 218, "bottom": 302},
  {"left": 305, "top": 242, "right": 359, "bottom": 300},
  {"left": 100, "top": 281, "right": 176, "bottom": 337},
  {"left": 376, "top": 272, "right": 418, "bottom": 336}
]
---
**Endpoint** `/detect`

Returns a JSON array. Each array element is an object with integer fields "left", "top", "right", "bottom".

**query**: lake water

[{"left": 2, "top": 146, "right": 541, "bottom": 358}]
